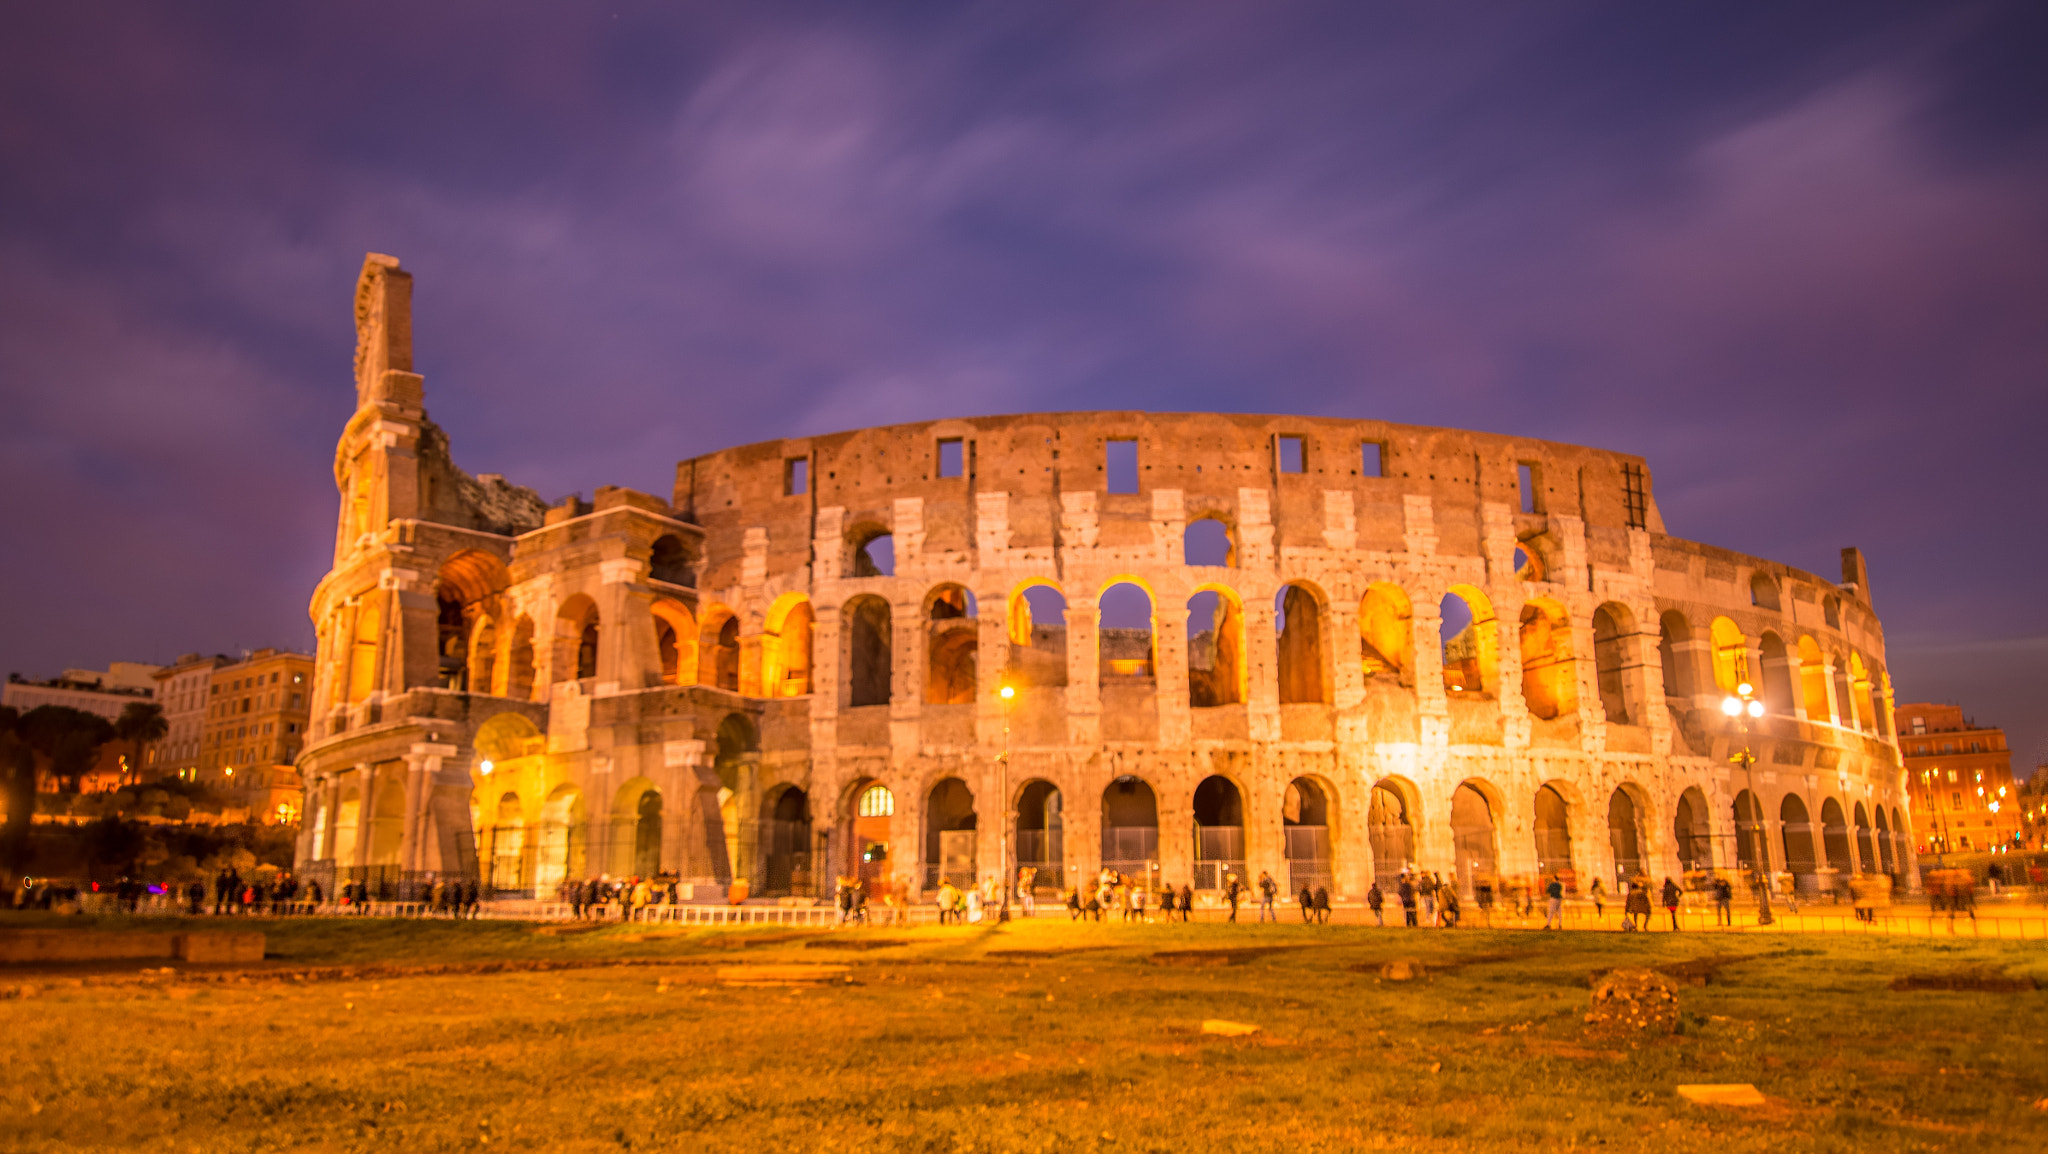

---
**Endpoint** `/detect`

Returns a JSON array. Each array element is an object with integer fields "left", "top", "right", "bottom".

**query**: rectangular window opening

[
  {"left": 937, "top": 438, "right": 964, "bottom": 478},
  {"left": 1517, "top": 462, "right": 1541, "bottom": 514},
  {"left": 784, "top": 458, "right": 808, "bottom": 497},
  {"left": 1621, "top": 463, "right": 1648, "bottom": 529},
  {"left": 1361, "top": 441, "right": 1383, "bottom": 477},
  {"left": 1277, "top": 435, "right": 1305, "bottom": 474},
  {"left": 1106, "top": 439, "right": 1139, "bottom": 494}
]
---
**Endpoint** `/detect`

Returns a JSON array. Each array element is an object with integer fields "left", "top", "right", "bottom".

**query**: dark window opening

[
  {"left": 1277, "top": 436, "right": 1305, "bottom": 474},
  {"left": 937, "top": 439, "right": 964, "bottom": 478},
  {"left": 784, "top": 458, "right": 808, "bottom": 496},
  {"left": 1106, "top": 439, "right": 1139, "bottom": 494},
  {"left": 1361, "top": 442, "right": 1383, "bottom": 477},
  {"left": 1518, "top": 462, "right": 1540, "bottom": 514}
]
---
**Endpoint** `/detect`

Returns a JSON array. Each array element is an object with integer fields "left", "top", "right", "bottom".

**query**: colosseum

[{"left": 294, "top": 254, "right": 1918, "bottom": 905}]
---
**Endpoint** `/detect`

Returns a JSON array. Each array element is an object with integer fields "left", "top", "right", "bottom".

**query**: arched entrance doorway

[
  {"left": 1874, "top": 807, "right": 1895, "bottom": 875},
  {"left": 1368, "top": 780, "right": 1414, "bottom": 888},
  {"left": 486, "top": 791, "right": 525, "bottom": 894},
  {"left": 1192, "top": 776, "right": 1245, "bottom": 891},
  {"left": 1450, "top": 782, "right": 1497, "bottom": 896},
  {"left": 1674, "top": 787, "right": 1712, "bottom": 873},
  {"left": 760, "top": 787, "right": 812, "bottom": 897},
  {"left": 1607, "top": 788, "right": 1644, "bottom": 885},
  {"left": 1534, "top": 784, "right": 1573, "bottom": 883},
  {"left": 847, "top": 780, "right": 894, "bottom": 894},
  {"left": 1781, "top": 794, "right": 1819, "bottom": 894},
  {"left": 1283, "top": 777, "right": 1332, "bottom": 894},
  {"left": 1820, "top": 798, "right": 1853, "bottom": 886},
  {"left": 1015, "top": 780, "right": 1064, "bottom": 892},
  {"left": 1853, "top": 803, "right": 1875, "bottom": 874},
  {"left": 1101, "top": 776, "right": 1158, "bottom": 879},
  {"left": 536, "top": 785, "right": 586, "bottom": 893},
  {"left": 925, "top": 778, "right": 978, "bottom": 889}
]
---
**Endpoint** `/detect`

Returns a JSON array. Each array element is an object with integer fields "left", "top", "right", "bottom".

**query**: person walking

[
  {"left": 1366, "top": 882, "right": 1384, "bottom": 926},
  {"left": 1419, "top": 872, "right": 1438, "bottom": 927},
  {"left": 1713, "top": 875, "right": 1734, "bottom": 926},
  {"left": 1224, "top": 874, "right": 1243, "bottom": 923},
  {"left": 1312, "top": 884, "right": 1330, "bottom": 925},
  {"left": 1297, "top": 882, "right": 1314, "bottom": 923},
  {"left": 1017, "top": 866, "right": 1037, "bottom": 917},
  {"left": 1542, "top": 874, "right": 1564, "bottom": 930},
  {"left": 1661, "top": 876, "right": 1683, "bottom": 930},
  {"left": 1623, "top": 882, "right": 1651, "bottom": 930},
  {"left": 1257, "top": 871, "right": 1278, "bottom": 922},
  {"left": 1476, "top": 878, "right": 1494, "bottom": 926},
  {"left": 1398, "top": 875, "right": 1418, "bottom": 927},
  {"left": 1588, "top": 877, "right": 1606, "bottom": 921},
  {"left": 1178, "top": 884, "right": 1194, "bottom": 923},
  {"left": 1438, "top": 887, "right": 1460, "bottom": 928}
]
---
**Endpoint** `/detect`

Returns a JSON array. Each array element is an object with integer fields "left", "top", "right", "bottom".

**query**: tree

[
  {"left": 17, "top": 705, "right": 115, "bottom": 793},
  {"left": 0, "top": 706, "right": 35, "bottom": 873},
  {"left": 113, "top": 701, "right": 168, "bottom": 787}
]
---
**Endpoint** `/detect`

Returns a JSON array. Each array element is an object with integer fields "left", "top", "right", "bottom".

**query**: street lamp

[
  {"left": 1721, "top": 681, "right": 1773, "bottom": 925},
  {"left": 997, "top": 682, "right": 1015, "bottom": 922}
]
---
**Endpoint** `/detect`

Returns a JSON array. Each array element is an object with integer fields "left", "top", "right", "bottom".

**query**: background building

[
  {"left": 202, "top": 648, "right": 314, "bottom": 821},
  {"left": 149, "top": 653, "right": 230, "bottom": 782},
  {"left": 1898, "top": 703, "right": 2021, "bottom": 852},
  {"left": 3, "top": 661, "right": 160, "bottom": 721}
]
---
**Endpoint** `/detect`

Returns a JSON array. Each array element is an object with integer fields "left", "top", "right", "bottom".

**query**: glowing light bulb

[
  {"left": 998, "top": 686, "right": 1015, "bottom": 700},
  {"left": 480, "top": 759, "right": 494, "bottom": 776},
  {"left": 1721, "top": 697, "right": 1741, "bottom": 717}
]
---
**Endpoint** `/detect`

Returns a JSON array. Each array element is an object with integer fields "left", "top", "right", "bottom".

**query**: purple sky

[{"left": 3, "top": 3, "right": 2044, "bottom": 768}]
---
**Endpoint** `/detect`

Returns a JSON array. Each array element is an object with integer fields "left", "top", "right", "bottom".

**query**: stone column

[
  {"left": 352, "top": 761, "right": 375, "bottom": 871},
  {"left": 1064, "top": 595, "right": 1101, "bottom": 748}
]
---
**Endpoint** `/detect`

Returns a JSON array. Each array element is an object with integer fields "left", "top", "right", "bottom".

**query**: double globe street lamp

[{"left": 1722, "top": 681, "right": 1774, "bottom": 926}]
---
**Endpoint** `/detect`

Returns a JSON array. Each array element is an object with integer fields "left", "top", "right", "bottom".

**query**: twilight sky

[{"left": 3, "top": 3, "right": 2044, "bottom": 767}]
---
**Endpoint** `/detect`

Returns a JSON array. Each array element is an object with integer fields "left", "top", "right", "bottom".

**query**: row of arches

[{"left": 1659, "top": 611, "right": 1888, "bottom": 735}]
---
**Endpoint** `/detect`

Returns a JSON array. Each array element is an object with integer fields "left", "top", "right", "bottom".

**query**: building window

[
  {"left": 1621, "top": 463, "right": 1647, "bottom": 529},
  {"left": 1517, "top": 462, "right": 1541, "bottom": 514},
  {"left": 784, "top": 458, "right": 809, "bottom": 496},
  {"left": 1361, "top": 442, "right": 1384, "bottom": 477},
  {"left": 937, "top": 438, "right": 964, "bottom": 478},
  {"left": 1106, "top": 439, "right": 1139, "bottom": 494},
  {"left": 1277, "top": 435, "right": 1305, "bottom": 474},
  {"left": 857, "top": 784, "right": 895, "bottom": 817}
]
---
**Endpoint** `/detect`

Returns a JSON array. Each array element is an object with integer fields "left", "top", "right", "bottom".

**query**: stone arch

[
  {"left": 698, "top": 603, "right": 740, "bottom": 692},
  {"left": 759, "top": 784, "right": 812, "bottom": 896},
  {"left": 844, "top": 595, "right": 892, "bottom": 707},
  {"left": 1440, "top": 585, "right": 1498, "bottom": 696},
  {"left": 1282, "top": 775, "right": 1335, "bottom": 892},
  {"left": 1533, "top": 783, "right": 1574, "bottom": 879},
  {"left": 762, "top": 593, "right": 814, "bottom": 697},
  {"left": 468, "top": 615, "right": 498, "bottom": 697},
  {"left": 1100, "top": 775, "right": 1159, "bottom": 874},
  {"left": 1708, "top": 616, "right": 1747, "bottom": 693},
  {"left": 924, "top": 778, "right": 978, "bottom": 888},
  {"left": 1607, "top": 785, "right": 1647, "bottom": 884},
  {"left": 649, "top": 533, "right": 696, "bottom": 586},
  {"left": 1780, "top": 793, "right": 1818, "bottom": 886},
  {"left": 1852, "top": 801, "right": 1875, "bottom": 873},
  {"left": 1512, "top": 541, "right": 1545, "bottom": 582},
  {"left": 473, "top": 711, "right": 542, "bottom": 768},
  {"left": 1757, "top": 632, "right": 1795, "bottom": 715},
  {"left": 844, "top": 777, "right": 896, "bottom": 891},
  {"left": 1673, "top": 786, "right": 1713, "bottom": 872},
  {"left": 485, "top": 789, "right": 526, "bottom": 892},
  {"left": 436, "top": 550, "right": 511, "bottom": 692},
  {"left": 555, "top": 594, "right": 600, "bottom": 683},
  {"left": 1749, "top": 572, "right": 1782, "bottom": 611},
  {"left": 924, "top": 584, "right": 978, "bottom": 704},
  {"left": 1006, "top": 581, "right": 1068, "bottom": 688},
  {"left": 1847, "top": 653, "right": 1875, "bottom": 731},
  {"left": 1184, "top": 516, "right": 1234, "bottom": 567},
  {"left": 1275, "top": 581, "right": 1328, "bottom": 704},
  {"left": 1874, "top": 806, "right": 1896, "bottom": 874},
  {"left": 1186, "top": 585, "right": 1245, "bottom": 707},
  {"left": 537, "top": 783, "right": 587, "bottom": 891},
  {"left": 1590, "top": 603, "right": 1633, "bottom": 724},
  {"left": 1098, "top": 580, "right": 1155, "bottom": 679},
  {"left": 1359, "top": 583, "right": 1414, "bottom": 685},
  {"left": 651, "top": 599, "right": 699, "bottom": 687},
  {"left": 1191, "top": 775, "right": 1247, "bottom": 889},
  {"left": 1519, "top": 597, "right": 1578, "bottom": 720},
  {"left": 1796, "top": 635, "right": 1831, "bottom": 721},
  {"left": 1015, "top": 779, "right": 1065, "bottom": 891},
  {"left": 1449, "top": 779, "right": 1499, "bottom": 894},
  {"left": 1832, "top": 652, "right": 1856, "bottom": 731},
  {"left": 1658, "top": 610, "right": 1695, "bottom": 702},
  {"left": 849, "top": 524, "right": 894, "bottom": 578},
  {"left": 1368, "top": 777, "right": 1419, "bottom": 887},
  {"left": 436, "top": 589, "right": 471, "bottom": 691},
  {"left": 1819, "top": 797, "right": 1853, "bottom": 878},
  {"left": 506, "top": 615, "right": 536, "bottom": 701},
  {"left": 333, "top": 783, "right": 363, "bottom": 863},
  {"left": 347, "top": 602, "right": 381, "bottom": 704},
  {"left": 713, "top": 714, "right": 759, "bottom": 882}
]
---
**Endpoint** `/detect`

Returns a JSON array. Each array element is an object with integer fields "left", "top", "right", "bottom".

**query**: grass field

[{"left": 3, "top": 913, "right": 2046, "bottom": 1153}]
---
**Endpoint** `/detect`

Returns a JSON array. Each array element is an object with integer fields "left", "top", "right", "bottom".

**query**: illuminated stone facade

[{"left": 294, "top": 254, "right": 1917, "bottom": 899}]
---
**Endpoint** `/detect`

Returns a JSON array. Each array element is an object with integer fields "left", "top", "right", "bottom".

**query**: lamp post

[
  {"left": 1722, "top": 681, "right": 1773, "bottom": 926},
  {"left": 997, "top": 683, "right": 1015, "bottom": 922}
]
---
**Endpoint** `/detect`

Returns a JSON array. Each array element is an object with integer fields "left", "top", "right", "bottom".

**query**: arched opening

[
  {"left": 1519, "top": 598, "right": 1577, "bottom": 720},
  {"left": 506, "top": 616, "right": 536, "bottom": 701},
  {"left": 1440, "top": 586, "right": 1497, "bottom": 695},
  {"left": 332, "top": 785, "right": 362, "bottom": 863},
  {"left": 367, "top": 774, "right": 405, "bottom": 866},
  {"left": 554, "top": 595, "right": 600, "bottom": 684},
  {"left": 1832, "top": 656, "right": 1856, "bottom": 732},
  {"left": 651, "top": 600, "right": 699, "bottom": 687},
  {"left": 1658, "top": 611, "right": 1694, "bottom": 702},
  {"left": 1847, "top": 653, "right": 1875, "bottom": 731},
  {"left": 436, "top": 591, "right": 470, "bottom": 691},
  {"left": 849, "top": 780, "right": 894, "bottom": 892},
  {"left": 1099, "top": 581, "right": 1154, "bottom": 679},
  {"left": 1368, "top": 780, "right": 1415, "bottom": 888},
  {"left": 1192, "top": 775, "right": 1246, "bottom": 890},
  {"left": 852, "top": 529, "right": 894, "bottom": 578},
  {"left": 1283, "top": 777, "right": 1332, "bottom": 893},
  {"left": 925, "top": 585, "right": 978, "bottom": 704},
  {"left": 1750, "top": 572, "right": 1781, "bottom": 610},
  {"left": 1534, "top": 784, "right": 1573, "bottom": 880},
  {"left": 469, "top": 617, "right": 498, "bottom": 697},
  {"left": 712, "top": 715, "right": 757, "bottom": 882},
  {"left": 1674, "top": 787, "right": 1713, "bottom": 872},
  {"left": 487, "top": 790, "right": 525, "bottom": 893},
  {"left": 1186, "top": 588, "right": 1245, "bottom": 707},
  {"left": 845, "top": 595, "right": 892, "bottom": 707},
  {"left": 1758, "top": 632, "right": 1795, "bottom": 715},
  {"left": 1780, "top": 794, "right": 1818, "bottom": 891},
  {"left": 1591, "top": 604, "right": 1631, "bottom": 724},
  {"left": 760, "top": 786, "right": 812, "bottom": 897},
  {"left": 649, "top": 534, "right": 695, "bottom": 586},
  {"left": 1875, "top": 807, "right": 1896, "bottom": 874},
  {"left": 1797, "top": 636, "right": 1831, "bottom": 721},
  {"left": 348, "top": 603, "right": 380, "bottom": 704},
  {"left": 536, "top": 785, "right": 586, "bottom": 891},
  {"left": 1852, "top": 802, "right": 1875, "bottom": 873},
  {"left": 1820, "top": 797, "right": 1853, "bottom": 880},
  {"left": 1100, "top": 776, "right": 1159, "bottom": 877},
  {"left": 1275, "top": 583, "right": 1327, "bottom": 704},
  {"left": 1006, "top": 583, "right": 1068, "bottom": 688},
  {"left": 1015, "top": 780, "right": 1064, "bottom": 892},
  {"left": 1608, "top": 788, "right": 1644, "bottom": 884},
  {"left": 696, "top": 605, "right": 739, "bottom": 691},
  {"left": 1184, "top": 517, "right": 1234, "bottom": 567},
  {"left": 1708, "top": 616, "right": 1746, "bottom": 693},
  {"left": 1512, "top": 543, "right": 1544, "bottom": 582},
  {"left": 763, "top": 594, "right": 814, "bottom": 697},
  {"left": 924, "top": 778, "right": 978, "bottom": 888},
  {"left": 1449, "top": 782, "right": 1497, "bottom": 895},
  {"left": 1359, "top": 583, "right": 1413, "bottom": 684},
  {"left": 1732, "top": 790, "right": 1766, "bottom": 875}
]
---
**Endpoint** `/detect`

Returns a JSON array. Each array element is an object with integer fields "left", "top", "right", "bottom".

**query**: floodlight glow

[
  {"left": 480, "top": 759, "right": 494, "bottom": 776},
  {"left": 1747, "top": 700, "right": 1764, "bottom": 718},
  {"left": 1721, "top": 697, "right": 1741, "bottom": 716}
]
